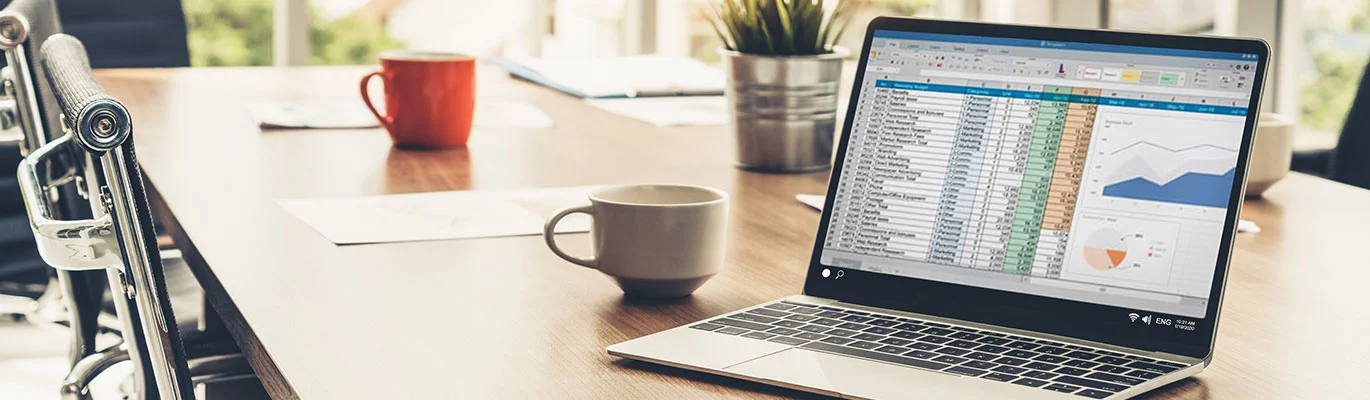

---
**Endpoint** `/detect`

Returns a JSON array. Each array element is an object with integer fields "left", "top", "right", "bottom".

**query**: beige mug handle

[{"left": 543, "top": 204, "right": 596, "bottom": 269}]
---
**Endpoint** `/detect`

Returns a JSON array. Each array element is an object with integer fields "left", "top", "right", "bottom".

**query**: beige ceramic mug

[
  {"left": 543, "top": 185, "right": 729, "bottom": 298},
  {"left": 1246, "top": 113, "right": 1294, "bottom": 197}
]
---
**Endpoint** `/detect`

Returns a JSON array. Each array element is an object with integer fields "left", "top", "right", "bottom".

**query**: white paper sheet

[
  {"left": 585, "top": 96, "right": 729, "bottom": 127},
  {"left": 794, "top": 194, "right": 1262, "bottom": 233},
  {"left": 279, "top": 186, "right": 600, "bottom": 245},
  {"left": 253, "top": 100, "right": 554, "bottom": 130}
]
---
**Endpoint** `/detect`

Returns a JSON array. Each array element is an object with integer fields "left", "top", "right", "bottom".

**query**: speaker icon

[{"left": 1141, "top": 315, "right": 1152, "bottom": 325}]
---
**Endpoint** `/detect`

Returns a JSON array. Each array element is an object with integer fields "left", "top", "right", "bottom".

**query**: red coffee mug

[{"left": 361, "top": 51, "right": 477, "bottom": 148}]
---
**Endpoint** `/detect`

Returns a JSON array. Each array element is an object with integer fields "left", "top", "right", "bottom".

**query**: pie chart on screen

[{"left": 1082, "top": 228, "right": 1129, "bottom": 271}]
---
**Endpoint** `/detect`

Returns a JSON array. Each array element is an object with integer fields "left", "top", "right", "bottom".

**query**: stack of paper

[{"left": 491, "top": 55, "right": 725, "bottom": 99}]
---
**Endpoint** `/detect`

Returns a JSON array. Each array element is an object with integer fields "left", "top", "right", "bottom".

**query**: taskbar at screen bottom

[{"left": 819, "top": 249, "right": 1210, "bottom": 319}]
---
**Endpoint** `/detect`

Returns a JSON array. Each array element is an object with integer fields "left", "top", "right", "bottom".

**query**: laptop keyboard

[{"left": 691, "top": 300, "right": 1186, "bottom": 399}]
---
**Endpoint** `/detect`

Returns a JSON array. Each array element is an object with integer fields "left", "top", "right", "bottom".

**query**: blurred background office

[{"left": 175, "top": 0, "right": 1354, "bottom": 154}]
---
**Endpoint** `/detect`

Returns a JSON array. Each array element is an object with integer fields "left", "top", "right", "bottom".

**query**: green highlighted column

[{"left": 1002, "top": 85, "right": 1070, "bottom": 275}]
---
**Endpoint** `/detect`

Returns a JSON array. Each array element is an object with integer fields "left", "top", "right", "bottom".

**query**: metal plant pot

[{"left": 721, "top": 47, "right": 847, "bottom": 173}]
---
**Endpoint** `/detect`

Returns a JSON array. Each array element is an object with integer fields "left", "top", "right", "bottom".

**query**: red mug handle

[{"left": 359, "top": 70, "right": 393, "bottom": 132}]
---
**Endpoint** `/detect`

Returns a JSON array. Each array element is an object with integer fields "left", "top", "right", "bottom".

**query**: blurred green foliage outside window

[{"left": 183, "top": 0, "right": 406, "bottom": 66}]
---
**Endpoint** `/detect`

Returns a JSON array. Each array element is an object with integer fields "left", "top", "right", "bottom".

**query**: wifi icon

[{"left": 1128, "top": 313, "right": 1140, "bottom": 323}]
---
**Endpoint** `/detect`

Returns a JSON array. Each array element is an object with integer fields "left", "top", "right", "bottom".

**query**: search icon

[{"left": 835, "top": 270, "right": 844, "bottom": 279}]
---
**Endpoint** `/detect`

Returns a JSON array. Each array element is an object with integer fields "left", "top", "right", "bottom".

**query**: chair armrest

[{"left": 1291, "top": 149, "right": 1333, "bottom": 177}]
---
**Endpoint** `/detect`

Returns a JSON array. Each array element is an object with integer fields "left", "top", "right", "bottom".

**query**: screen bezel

[{"left": 802, "top": 17, "right": 1269, "bottom": 360}]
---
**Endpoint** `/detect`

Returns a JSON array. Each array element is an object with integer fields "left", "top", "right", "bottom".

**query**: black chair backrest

[
  {"left": 1333, "top": 61, "right": 1370, "bottom": 190},
  {"left": 0, "top": 0, "right": 189, "bottom": 68}
]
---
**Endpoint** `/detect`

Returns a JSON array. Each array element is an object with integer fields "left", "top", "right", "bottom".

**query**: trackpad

[{"left": 724, "top": 348, "right": 1045, "bottom": 399}]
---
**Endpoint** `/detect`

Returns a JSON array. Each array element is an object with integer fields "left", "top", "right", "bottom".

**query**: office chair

[
  {"left": 1292, "top": 59, "right": 1370, "bottom": 191},
  {"left": 21, "top": 32, "right": 196, "bottom": 399}
]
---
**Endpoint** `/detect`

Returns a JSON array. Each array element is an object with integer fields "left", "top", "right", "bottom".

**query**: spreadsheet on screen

[{"left": 821, "top": 31, "right": 1260, "bottom": 318}]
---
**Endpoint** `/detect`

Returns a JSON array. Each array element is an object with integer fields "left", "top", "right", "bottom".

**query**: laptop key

[
  {"left": 1054, "top": 367, "right": 1091, "bottom": 376},
  {"left": 994, "top": 357, "right": 1030, "bottom": 366},
  {"left": 863, "top": 327, "right": 897, "bottom": 335},
  {"left": 713, "top": 318, "right": 772, "bottom": 331},
  {"left": 789, "top": 307, "right": 822, "bottom": 315},
  {"left": 849, "top": 341, "right": 882, "bottom": 350},
  {"left": 963, "top": 361, "right": 997, "bottom": 370},
  {"left": 800, "top": 342, "right": 952, "bottom": 372},
  {"left": 837, "top": 323, "right": 871, "bottom": 331},
  {"left": 824, "top": 329, "right": 858, "bottom": 337},
  {"left": 1065, "top": 351, "right": 1101, "bottom": 361},
  {"left": 1006, "top": 350, "right": 1036, "bottom": 359},
  {"left": 1034, "top": 354, "right": 1070, "bottom": 364},
  {"left": 716, "top": 327, "right": 749, "bottom": 335},
  {"left": 933, "top": 355, "right": 968, "bottom": 364},
  {"left": 1095, "top": 365, "right": 1130, "bottom": 374},
  {"left": 876, "top": 345, "right": 910, "bottom": 354},
  {"left": 944, "top": 366, "right": 988, "bottom": 377},
  {"left": 949, "top": 332, "right": 983, "bottom": 340},
  {"left": 690, "top": 323, "right": 724, "bottom": 331},
  {"left": 975, "top": 345, "right": 1010, "bottom": 354},
  {"left": 1011, "top": 378, "right": 1049, "bottom": 387},
  {"left": 1125, "top": 370, "right": 1161, "bottom": 379},
  {"left": 794, "top": 332, "right": 827, "bottom": 341},
  {"left": 923, "top": 322, "right": 951, "bottom": 328},
  {"left": 763, "top": 303, "right": 797, "bottom": 311},
  {"left": 1076, "top": 389, "right": 1115, "bottom": 399},
  {"left": 840, "top": 315, "right": 874, "bottom": 323},
  {"left": 891, "top": 331, "right": 923, "bottom": 340},
  {"left": 773, "top": 320, "right": 806, "bottom": 328},
  {"left": 1053, "top": 376, "right": 1129, "bottom": 392},
  {"left": 1064, "top": 360, "right": 1100, "bottom": 369},
  {"left": 907, "top": 342, "right": 940, "bottom": 350},
  {"left": 868, "top": 319, "right": 899, "bottom": 327},
  {"left": 1043, "top": 383, "right": 1081, "bottom": 393},
  {"left": 1125, "top": 361, "right": 1179, "bottom": 373},
  {"left": 921, "top": 327, "right": 956, "bottom": 336},
  {"left": 783, "top": 314, "right": 819, "bottom": 322},
  {"left": 852, "top": 333, "right": 884, "bottom": 341},
  {"left": 982, "top": 372, "right": 1017, "bottom": 382},
  {"left": 1096, "top": 356, "right": 1130, "bottom": 365},
  {"left": 905, "top": 350, "right": 938, "bottom": 359},
  {"left": 935, "top": 347, "right": 971, "bottom": 356},
  {"left": 879, "top": 337, "right": 913, "bottom": 346},
  {"left": 798, "top": 324, "right": 831, "bottom": 333},
  {"left": 965, "top": 352, "right": 998, "bottom": 361},
  {"left": 820, "top": 337, "right": 855, "bottom": 345},
  {"left": 1025, "top": 362, "right": 1059, "bottom": 371},
  {"left": 766, "top": 327, "right": 802, "bottom": 336},
  {"left": 917, "top": 336, "right": 952, "bottom": 344},
  {"left": 733, "top": 313, "right": 780, "bottom": 324},
  {"left": 742, "top": 332, "right": 776, "bottom": 340},
  {"left": 992, "top": 365, "right": 1028, "bottom": 374},
  {"left": 816, "top": 311, "right": 846, "bottom": 318},
  {"left": 1039, "top": 346, "right": 1071, "bottom": 355},
  {"left": 947, "top": 340, "right": 980, "bottom": 349},
  {"left": 1085, "top": 372, "right": 1145, "bottom": 386},
  {"left": 894, "top": 323, "right": 923, "bottom": 331},
  {"left": 843, "top": 310, "right": 871, "bottom": 316},
  {"left": 1024, "top": 371, "right": 1059, "bottom": 379},
  {"left": 811, "top": 318, "right": 844, "bottom": 326},
  {"left": 976, "top": 336, "right": 1012, "bottom": 345},
  {"left": 1005, "top": 341, "right": 1041, "bottom": 350},
  {"left": 769, "top": 336, "right": 809, "bottom": 346},
  {"left": 749, "top": 308, "right": 790, "bottom": 318}
]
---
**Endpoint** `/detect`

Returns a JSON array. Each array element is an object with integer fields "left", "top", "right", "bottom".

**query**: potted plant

[{"left": 704, "top": 0, "right": 857, "bottom": 172}]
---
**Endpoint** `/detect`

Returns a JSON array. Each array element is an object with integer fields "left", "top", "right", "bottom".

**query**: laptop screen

[{"left": 820, "top": 30, "right": 1259, "bottom": 320}]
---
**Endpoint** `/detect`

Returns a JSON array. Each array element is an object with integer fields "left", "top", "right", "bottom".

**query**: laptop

[{"left": 609, "top": 17, "right": 1268, "bottom": 399}]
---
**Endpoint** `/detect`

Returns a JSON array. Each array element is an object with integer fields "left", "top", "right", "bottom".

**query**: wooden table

[{"left": 99, "top": 66, "right": 1370, "bottom": 399}]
